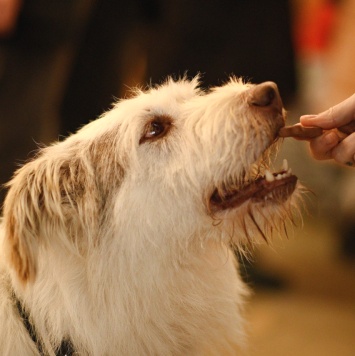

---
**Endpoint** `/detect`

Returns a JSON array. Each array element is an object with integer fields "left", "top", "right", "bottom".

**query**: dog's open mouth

[{"left": 209, "top": 159, "right": 297, "bottom": 212}]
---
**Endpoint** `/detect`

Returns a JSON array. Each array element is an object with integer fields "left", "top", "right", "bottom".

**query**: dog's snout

[{"left": 248, "top": 82, "right": 281, "bottom": 109}]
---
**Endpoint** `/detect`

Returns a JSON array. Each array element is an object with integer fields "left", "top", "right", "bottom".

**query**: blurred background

[{"left": 0, "top": 0, "right": 354, "bottom": 355}]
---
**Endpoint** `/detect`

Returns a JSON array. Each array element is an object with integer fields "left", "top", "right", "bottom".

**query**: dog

[{"left": 0, "top": 77, "right": 300, "bottom": 355}]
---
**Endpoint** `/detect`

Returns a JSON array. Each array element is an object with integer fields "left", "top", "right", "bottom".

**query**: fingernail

[{"left": 300, "top": 114, "right": 317, "bottom": 124}]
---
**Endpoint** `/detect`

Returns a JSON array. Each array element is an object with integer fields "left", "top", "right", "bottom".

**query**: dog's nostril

[{"left": 249, "top": 82, "right": 278, "bottom": 107}]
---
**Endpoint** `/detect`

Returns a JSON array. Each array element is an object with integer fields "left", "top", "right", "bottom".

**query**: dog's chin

[{"left": 208, "top": 158, "right": 298, "bottom": 215}]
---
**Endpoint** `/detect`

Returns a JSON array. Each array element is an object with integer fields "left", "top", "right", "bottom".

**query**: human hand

[{"left": 300, "top": 94, "right": 355, "bottom": 167}]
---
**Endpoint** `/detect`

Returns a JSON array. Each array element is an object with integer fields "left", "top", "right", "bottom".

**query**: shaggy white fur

[{"left": 0, "top": 77, "right": 300, "bottom": 355}]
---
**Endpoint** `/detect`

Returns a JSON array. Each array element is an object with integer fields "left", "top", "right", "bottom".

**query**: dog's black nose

[{"left": 248, "top": 82, "right": 281, "bottom": 108}]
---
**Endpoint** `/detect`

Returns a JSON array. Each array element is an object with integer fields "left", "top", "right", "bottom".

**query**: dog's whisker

[{"left": 248, "top": 209, "right": 268, "bottom": 244}]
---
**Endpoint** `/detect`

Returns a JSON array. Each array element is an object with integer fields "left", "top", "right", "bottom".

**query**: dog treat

[
  {"left": 279, "top": 120, "right": 355, "bottom": 140},
  {"left": 338, "top": 120, "right": 355, "bottom": 135},
  {"left": 278, "top": 124, "right": 323, "bottom": 139}
]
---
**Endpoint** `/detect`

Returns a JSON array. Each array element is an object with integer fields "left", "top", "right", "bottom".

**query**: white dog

[{"left": 0, "top": 77, "right": 299, "bottom": 355}]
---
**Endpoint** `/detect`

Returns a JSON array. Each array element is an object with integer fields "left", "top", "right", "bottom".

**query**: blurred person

[
  {"left": 0, "top": 0, "right": 21, "bottom": 37},
  {"left": 311, "top": 0, "right": 355, "bottom": 259},
  {"left": 323, "top": 0, "right": 355, "bottom": 105},
  {"left": 292, "top": 0, "right": 339, "bottom": 113}
]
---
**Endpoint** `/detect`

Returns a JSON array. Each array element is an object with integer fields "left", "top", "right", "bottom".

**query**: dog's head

[{"left": 3, "top": 77, "right": 300, "bottom": 283}]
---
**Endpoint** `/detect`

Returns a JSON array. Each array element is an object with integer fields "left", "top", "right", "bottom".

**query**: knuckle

[
  {"left": 310, "top": 137, "right": 329, "bottom": 160},
  {"left": 331, "top": 146, "right": 346, "bottom": 164},
  {"left": 325, "top": 106, "right": 337, "bottom": 127}
]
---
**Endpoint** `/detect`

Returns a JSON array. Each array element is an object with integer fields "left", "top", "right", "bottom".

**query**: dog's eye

[
  {"left": 147, "top": 122, "right": 165, "bottom": 138},
  {"left": 140, "top": 116, "right": 172, "bottom": 144}
]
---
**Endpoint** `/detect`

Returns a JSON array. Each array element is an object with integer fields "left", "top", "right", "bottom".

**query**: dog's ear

[
  {"left": 3, "top": 160, "right": 43, "bottom": 283},
  {"left": 3, "top": 152, "right": 98, "bottom": 283}
]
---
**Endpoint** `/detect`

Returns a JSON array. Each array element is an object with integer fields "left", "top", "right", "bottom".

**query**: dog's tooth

[
  {"left": 282, "top": 159, "right": 288, "bottom": 171},
  {"left": 276, "top": 174, "right": 282, "bottom": 180},
  {"left": 265, "top": 170, "right": 275, "bottom": 182},
  {"left": 287, "top": 168, "right": 292, "bottom": 175}
]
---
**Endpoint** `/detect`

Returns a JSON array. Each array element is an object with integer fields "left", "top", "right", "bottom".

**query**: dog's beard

[
  {"left": 206, "top": 144, "right": 304, "bottom": 253},
  {"left": 209, "top": 158, "right": 296, "bottom": 211}
]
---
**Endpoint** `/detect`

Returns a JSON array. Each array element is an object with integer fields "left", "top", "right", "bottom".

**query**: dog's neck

[
  {"left": 13, "top": 292, "right": 75, "bottom": 356},
  {"left": 8, "top": 235, "right": 243, "bottom": 354}
]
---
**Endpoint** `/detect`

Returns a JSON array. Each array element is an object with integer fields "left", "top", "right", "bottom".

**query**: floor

[{"left": 245, "top": 219, "right": 355, "bottom": 356}]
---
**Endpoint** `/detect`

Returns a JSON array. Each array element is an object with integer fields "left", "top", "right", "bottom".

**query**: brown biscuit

[
  {"left": 338, "top": 120, "right": 355, "bottom": 135},
  {"left": 279, "top": 124, "right": 323, "bottom": 139}
]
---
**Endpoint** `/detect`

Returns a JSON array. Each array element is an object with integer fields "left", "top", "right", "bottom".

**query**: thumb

[{"left": 300, "top": 94, "right": 355, "bottom": 129}]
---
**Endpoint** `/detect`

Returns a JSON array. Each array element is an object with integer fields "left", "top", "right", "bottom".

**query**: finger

[
  {"left": 309, "top": 131, "right": 339, "bottom": 160},
  {"left": 300, "top": 93, "right": 355, "bottom": 129},
  {"left": 331, "top": 133, "right": 355, "bottom": 167}
]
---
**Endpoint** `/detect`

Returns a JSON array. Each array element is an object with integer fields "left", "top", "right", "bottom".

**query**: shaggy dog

[{"left": 0, "top": 77, "right": 299, "bottom": 355}]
